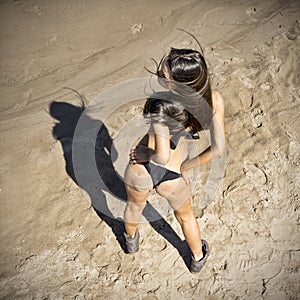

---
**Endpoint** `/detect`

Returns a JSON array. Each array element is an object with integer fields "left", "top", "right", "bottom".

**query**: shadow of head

[
  {"left": 50, "top": 101, "right": 85, "bottom": 141},
  {"left": 49, "top": 95, "right": 127, "bottom": 200}
]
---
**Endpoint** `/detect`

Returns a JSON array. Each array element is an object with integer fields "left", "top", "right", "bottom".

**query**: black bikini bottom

[{"left": 143, "top": 162, "right": 182, "bottom": 188}]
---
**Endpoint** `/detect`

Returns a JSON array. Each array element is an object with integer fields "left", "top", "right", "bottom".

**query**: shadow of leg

[
  {"left": 93, "top": 208, "right": 127, "bottom": 253},
  {"left": 143, "top": 202, "right": 191, "bottom": 269}
]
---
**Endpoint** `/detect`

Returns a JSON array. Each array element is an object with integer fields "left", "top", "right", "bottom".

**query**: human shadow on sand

[{"left": 50, "top": 90, "right": 192, "bottom": 268}]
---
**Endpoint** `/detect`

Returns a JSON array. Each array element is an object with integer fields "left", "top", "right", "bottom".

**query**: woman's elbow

[
  {"left": 151, "top": 153, "right": 170, "bottom": 165},
  {"left": 156, "top": 155, "right": 170, "bottom": 165}
]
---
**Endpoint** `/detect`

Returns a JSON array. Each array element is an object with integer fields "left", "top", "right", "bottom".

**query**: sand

[{"left": 0, "top": 0, "right": 299, "bottom": 299}]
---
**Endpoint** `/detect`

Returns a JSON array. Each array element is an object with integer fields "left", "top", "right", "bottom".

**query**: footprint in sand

[
  {"left": 245, "top": 7, "right": 257, "bottom": 21},
  {"left": 245, "top": 7, "right": 257, "bottom": 17},
  {"left": 131, "top": 23, "right": 143, "bottom": 34},
  {"left": 270, "top": 219, "right": 295, "bottom": 242},
  {"left": 251, "top": 106, "right": 264, "bottom": 128},
  {"left": 238, "top": 89, "right": 254, "bottom": 108},
  {"left": 285, "top": 20, "right": 299, "bottom": 41},
  {"left": 243, "top": 161, "right": 268, "bottom": 185},
  {"left": 238, "top": 253, "right": 254, "bottom": 272},
  {"left": 260, "top": 82, "right": 273, "bottom": 91}
]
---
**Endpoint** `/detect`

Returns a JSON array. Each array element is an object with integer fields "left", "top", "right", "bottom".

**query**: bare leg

[
  {"left": 174, "top": 198, "right": 203, "bottom": 260},
  {"left": 156, "top": 178, "right": 203, "bottom": 260},
  {"left": 124, "top": 162, "right": 152, "bottom": 238},
  {"left": 124, "top": 184, "right": 149, "bottom": 238}
]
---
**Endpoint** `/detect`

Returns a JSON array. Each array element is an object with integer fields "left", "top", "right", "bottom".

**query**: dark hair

[
  {"left": 143, "top": 93, "right": 200, "bottom": 134},
  {"left": 154, "top": 47, "right": 213, "bottom": 131}
]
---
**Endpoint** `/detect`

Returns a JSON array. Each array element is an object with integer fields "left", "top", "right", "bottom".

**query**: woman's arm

[
  {"left": 181, "top": 91, "right": 225, "bottom": 171},
  {"left": 129, "top": 123, "right": 171, "bottom": 165}
]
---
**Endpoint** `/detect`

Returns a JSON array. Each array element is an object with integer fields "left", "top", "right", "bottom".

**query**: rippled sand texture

[{"left": 0, "top": 0, "right": 299, "bottom": 299}]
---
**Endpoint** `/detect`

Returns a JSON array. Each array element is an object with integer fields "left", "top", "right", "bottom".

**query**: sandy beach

[{"left": 0, "top": 0, "right": 299, "bottom": 299}]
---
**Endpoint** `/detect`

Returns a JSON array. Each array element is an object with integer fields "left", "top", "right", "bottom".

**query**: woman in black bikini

[{"left": 124, "top": 47, "right": 225, "bottom": 273}]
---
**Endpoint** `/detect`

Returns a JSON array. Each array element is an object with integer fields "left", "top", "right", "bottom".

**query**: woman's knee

[
  {"left": 126, "top": 184, "right": 149, "bottom": 201},
  {"left": 125, "top": 184, "right": 149, "bottom": 214},
  {"left": 127, "top": 201, "right": 147, "bottom": 213},
  {"left": 174, "top": 200, "right": 194, "bottom": 223}
]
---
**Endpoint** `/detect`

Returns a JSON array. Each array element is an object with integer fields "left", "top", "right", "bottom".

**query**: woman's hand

[{"left": 129, "top": 145, "right": 154, "bottom": 164}]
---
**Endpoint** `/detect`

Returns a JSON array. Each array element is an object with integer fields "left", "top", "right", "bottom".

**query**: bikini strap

[{"left": 170, "top": 130, "right": 199, "bottom": 149}]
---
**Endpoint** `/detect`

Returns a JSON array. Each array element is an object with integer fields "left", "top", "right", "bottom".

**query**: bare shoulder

[{"left": 212, "top": 90, "right": 224, "bottom": 114}]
